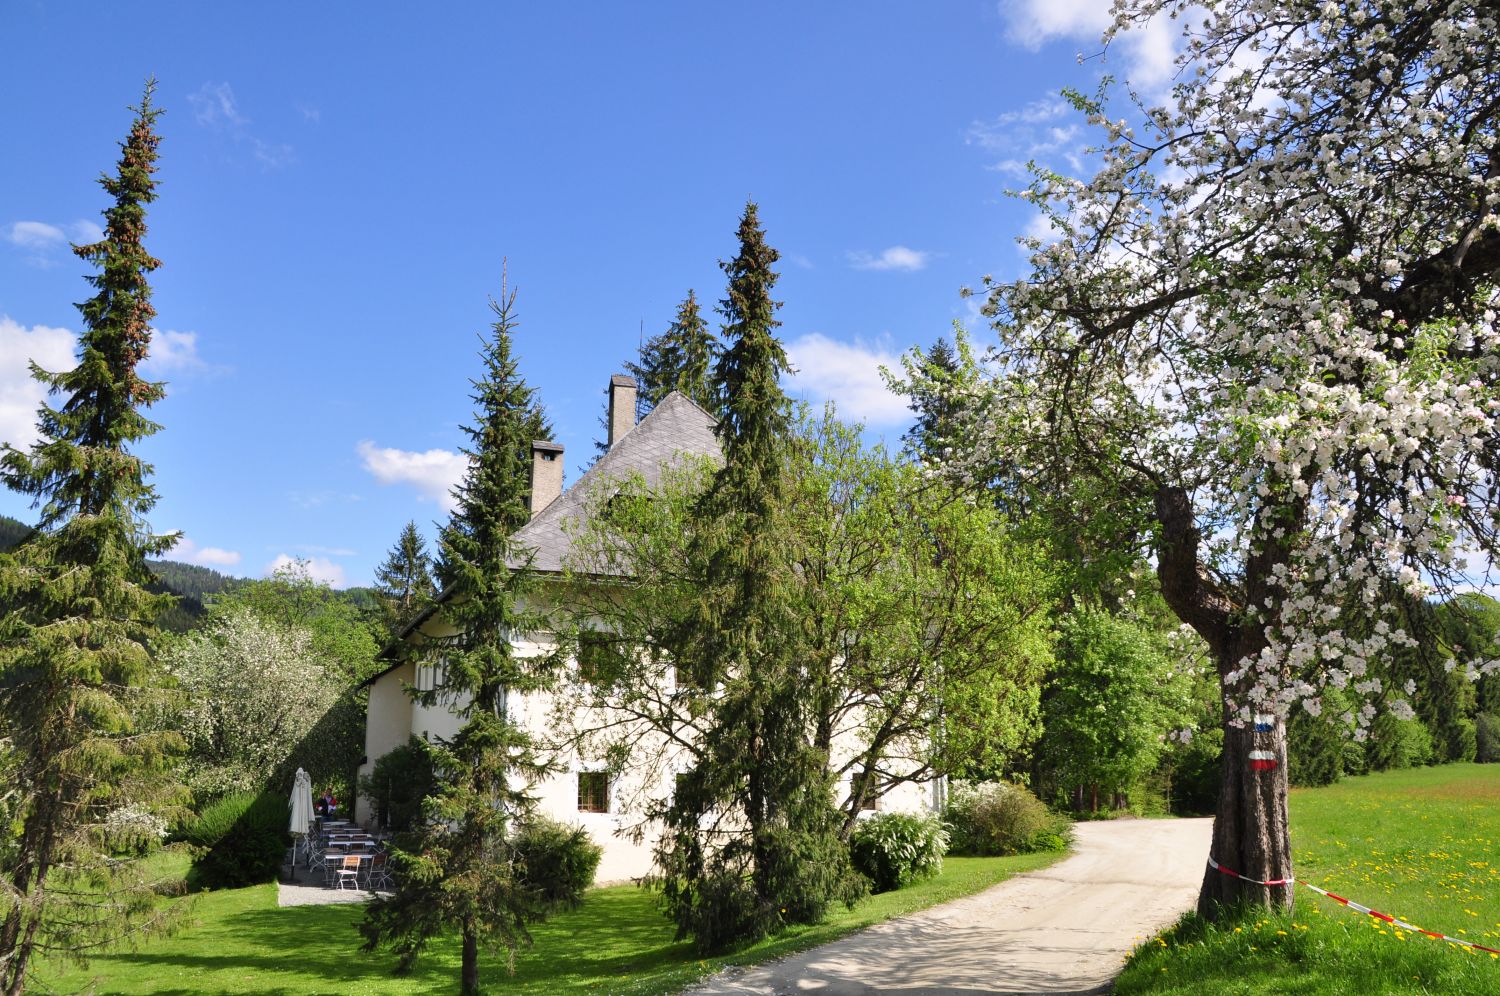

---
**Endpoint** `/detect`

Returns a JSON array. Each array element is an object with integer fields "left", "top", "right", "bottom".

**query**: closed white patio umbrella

[{"left": 289, "top": 767, "right": 314, "bottom": 866}]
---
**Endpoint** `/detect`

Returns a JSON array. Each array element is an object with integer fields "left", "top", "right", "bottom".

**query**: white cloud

[
  {"left": 847, "top": 246, "right": 932, "bottom": 273},
  {"left": 8, "top": 221, "right": 66, "bottom": 250},
  {"left": 70, "top": 220, "right": 104, "bottom": 244},
  {"left": 785, "top": 333, "right": 911, "bottom": 428},
  {"left": 1023, "top": 211, "right": 1063, "bottom": 246},
  {"left": 141, "top": 329, "right": 206, "bottom": 376},
  {"left": 0, "top": 316, "right": 76, "bottom": 451},
  {"left": 357, "top": 440, "right": 467, "bottom": 511},
  {"left": 1000, "top": 0, "right": 1179, "bottom": 94},
  {"left": 266, "top": 553, "right": 347, "bottom": 588},
  {"left": 6, "top": 220, "right": 106, "bottom": 265},
  {"left": 170, "top": 536, "right": 243, "bottom": 568}
]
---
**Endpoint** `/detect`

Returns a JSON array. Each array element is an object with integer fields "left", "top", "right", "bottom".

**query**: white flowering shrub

[
  {"left": 163, "top": 607, "right": 347, "bottom": 799},
  {"left": 102, "top": 804, "right": 170, "bottom": 857}
]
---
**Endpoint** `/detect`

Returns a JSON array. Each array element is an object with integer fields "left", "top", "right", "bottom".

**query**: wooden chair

[
  {"left": 367, "top": 853, "right": 394, "bottom": 890},
  {"left": 334, "top": 854, "right": 362, "bottom": 891}
]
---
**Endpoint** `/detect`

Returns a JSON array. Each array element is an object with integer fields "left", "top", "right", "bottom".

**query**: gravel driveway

[{"left": 683, "top": 817, "right": 1213, "bottom": 996}]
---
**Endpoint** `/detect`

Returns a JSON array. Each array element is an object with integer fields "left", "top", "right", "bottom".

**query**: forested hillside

[{"left": 0, "top": 514, "right": 240, "bottom": 631}]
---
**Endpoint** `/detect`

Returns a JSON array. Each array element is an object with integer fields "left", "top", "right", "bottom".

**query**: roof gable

[{"left": 510, "top": 390, "right": 719, "bottom": 574}]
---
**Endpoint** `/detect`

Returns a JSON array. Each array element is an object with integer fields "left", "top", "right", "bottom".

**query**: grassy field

[
  {"left": 1117, "top": 764, "right": 1500, "bottom": 995},
  {"left": 40, "top": 851, "right": 1061, "bottom": 995}
]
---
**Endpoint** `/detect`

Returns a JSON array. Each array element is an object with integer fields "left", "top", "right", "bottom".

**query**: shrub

[
  {"left": 1477, "top": 712, "right": 1500, "bottom": 763},
  {"left": 102, "top": 805, "right": 170, "bottom": 857},
  {"left": 512, "top": 817, "right": 602, "bottom": 910},
  {"left": 848, "top": 812, "right": 947, "bottom": 893},
  {"left": 358, "top": 737, "right": 434, "bottom": 831},
  {"left": 1367, "top": 714, "right": 1434, "bottom": 771},
  {"left": 945, "top": 781, "right": 1071, "bottom": 856},
  {"left": 187, "top": 791, "right": 289, "bottom": 889}
]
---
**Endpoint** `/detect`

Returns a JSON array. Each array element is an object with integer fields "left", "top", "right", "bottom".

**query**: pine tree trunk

[
  {"left": 1197, "top": 701, "right": 1294, "bottom": 918},
  {"left": 460, "top": 921, "right": 479, "bottom": 995}
]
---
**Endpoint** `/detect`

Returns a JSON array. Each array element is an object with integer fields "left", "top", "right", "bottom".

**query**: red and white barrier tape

[
  {"left": 1208, "top": 856, "right": 1500, "bottom": 957},
  {"left": 1207, "top": 854, "right": 1294, "bottom": 887}
]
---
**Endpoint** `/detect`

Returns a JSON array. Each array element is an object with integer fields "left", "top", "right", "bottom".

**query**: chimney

[
  {"left": 607, "top": 374, "right": 638, "bottom": 450},
  {"left": 530, "top": 440, "right": 564, "bottom": 518}
]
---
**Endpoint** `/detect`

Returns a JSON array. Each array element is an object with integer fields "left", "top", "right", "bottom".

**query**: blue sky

[{"left": 1, "top": 1, "right": 1161, "bottom": 587}]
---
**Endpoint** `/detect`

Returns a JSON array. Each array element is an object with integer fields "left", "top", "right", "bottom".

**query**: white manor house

[{"left": 355, "top": 375, "right": 940, "bottom": 882}]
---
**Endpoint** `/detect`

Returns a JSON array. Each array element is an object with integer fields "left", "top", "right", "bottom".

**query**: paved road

[{"left": 683, "top": 817, "right": 1213, "bottom": 996}]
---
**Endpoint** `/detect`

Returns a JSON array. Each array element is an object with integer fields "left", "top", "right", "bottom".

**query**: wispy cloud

[
  {"left": 266, "top": 553, "right": 347, "bottom": 588},
  {"left": 999, "top": 0, "right": 1179, "bottom": 94},
  {"left": 847, "top": 246, "right": 932, "bottom": 273},
  {"left": 286, "top": 489, "right": 363, "bottom": 509},
  {"left": 170, "top": 535, "right": 243, "bottom": 568},
  {"left": 188, "top": 82, "right": 247, "bottom": 127},
  {"left": 188, "top": 81, "right": 295, "bottom": 170},
  {"left": 0, "top": 316, "right": 76, "bottom": 451},
  {"left": 968, "top": 94, "right": 1086, "bottom": 178},
  {"left": 357, "top": 440, "right": 467, "bottom": 512},
  {"left": 785, "top": 333, "right": 911, "bottom": 428},
  {"left": 297, "top": 544, "right": 357, "bottom": 557}
]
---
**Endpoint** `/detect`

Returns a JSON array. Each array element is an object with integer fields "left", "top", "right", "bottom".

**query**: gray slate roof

[
  {"left": 510, "top": 389, "right": 720, "bottom": 574},
  {"left": 362, "top": 390, "right": 719, "bottom": 684}
]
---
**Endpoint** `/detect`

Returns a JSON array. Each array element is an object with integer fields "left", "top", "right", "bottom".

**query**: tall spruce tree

[
  {"left": 372, "top": 520, "right": 436, "bottom": 640},
  {"left": 360, "top": 281, "right": 559, "bottom": 994},
  {"left": 656, "top": 201, "right": 858, "bottom": 952},
  {"left": 0, "top": 81, "right": 182, "bottom": 995},
  {"left": 625, "top": 289, "right": 720, "bottom": 417}
]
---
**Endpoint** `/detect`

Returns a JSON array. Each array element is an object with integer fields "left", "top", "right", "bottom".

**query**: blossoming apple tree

[{"left": 966, "top": 0, "right": 1499, "bottom": 915}]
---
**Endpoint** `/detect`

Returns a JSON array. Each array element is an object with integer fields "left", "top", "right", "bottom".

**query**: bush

[
  {"left": 358, "top": 737, "right": 434, "bottom": 831},
  {"left": 187, "top": 791, "right": 289, "bottom": 889},
  {"left": 945, "top": 781, "right": 1071, "bottom": 856},
  {"left": 1367, "top": 714, "right": 1434, "bottom": 771},
  {"left": 512, "top": 817, "right": 602, "bottom": 911},
  {"left": 848, "top": 812, "right": 947, "bottom": 893},
  {"left": 1477, "top": 712, "right": 1500, "bottom": 763}
]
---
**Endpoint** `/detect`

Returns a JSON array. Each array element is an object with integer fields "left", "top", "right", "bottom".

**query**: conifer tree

[
  {"left": 657, "top": 202, "right": 858, "bottom": 952},
  {"left": 373, "top": 520, "right": 435, "bottom": 639},
  {"left": 625, "top": 290, "right": 720, "bottom": 417},
  {"left": 0, "top": 81, "right": 182, "bottom": 995},
  {"left": 360, "top": 280, "right": 559, "bottom": 994}
]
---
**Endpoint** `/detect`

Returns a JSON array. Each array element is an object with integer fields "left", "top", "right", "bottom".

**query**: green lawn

[
  {"left": 1116, "top": 764, "right": 1500, "bottom": 995},
  {"left": 41, "top": 851, "right": 1062, "bottom": 995}
]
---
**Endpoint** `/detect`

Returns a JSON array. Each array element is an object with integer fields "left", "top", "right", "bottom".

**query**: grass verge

[
  {"left": 41, "top": 851, "right": 1062, "bottom": 995},
  {"left": 1116, "top": 763, "right": 1500, "bottom": 995}
]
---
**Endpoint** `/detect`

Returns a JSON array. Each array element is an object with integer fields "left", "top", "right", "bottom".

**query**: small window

[
  {"left": 578, "top": 772, "right": 610, "bottom": 813},
  {"left": 577, "top": 633, "right": 616, "bottom": 685},
  {"left": 415, "top": 659, "right": 447, "bottom": 692},
  {"left": 854, "top": 775, "right": 885, "bottom": 812}
]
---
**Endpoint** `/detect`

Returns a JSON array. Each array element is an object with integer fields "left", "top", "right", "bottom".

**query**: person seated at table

[{"left": 315, "top": 790, "right": 338, "bottom": 818}]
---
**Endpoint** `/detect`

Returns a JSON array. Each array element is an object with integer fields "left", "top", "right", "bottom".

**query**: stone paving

[{"left": 276, "top": 858, "right": 390, "bottom": 907}]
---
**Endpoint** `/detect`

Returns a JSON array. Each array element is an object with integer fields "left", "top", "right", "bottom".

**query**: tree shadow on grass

[{"left": 82, "top": 886, "right": 700, "bottom": 995}]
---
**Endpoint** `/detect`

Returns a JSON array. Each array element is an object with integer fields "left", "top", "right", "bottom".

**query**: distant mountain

[{"left": 0, "top": 514, "right": 242, "bottom": 632}]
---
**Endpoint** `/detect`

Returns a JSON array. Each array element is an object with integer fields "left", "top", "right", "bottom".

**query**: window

[
  {"left": 577, "top": 632, "right": 614, "bottom": 685},
  {"left": 853, "top": 774, "right": 885, "bottom": 812},
  {"left": 577, "top": 772, "right": 610, "bottom": 814},
  {"left": 415, "top": 659, "right": 447, "bottom": 692}
]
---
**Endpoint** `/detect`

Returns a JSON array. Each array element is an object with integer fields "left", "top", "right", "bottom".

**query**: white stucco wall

[{"left": 358, "top": 589, "right": 941, "bottom": 884}]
